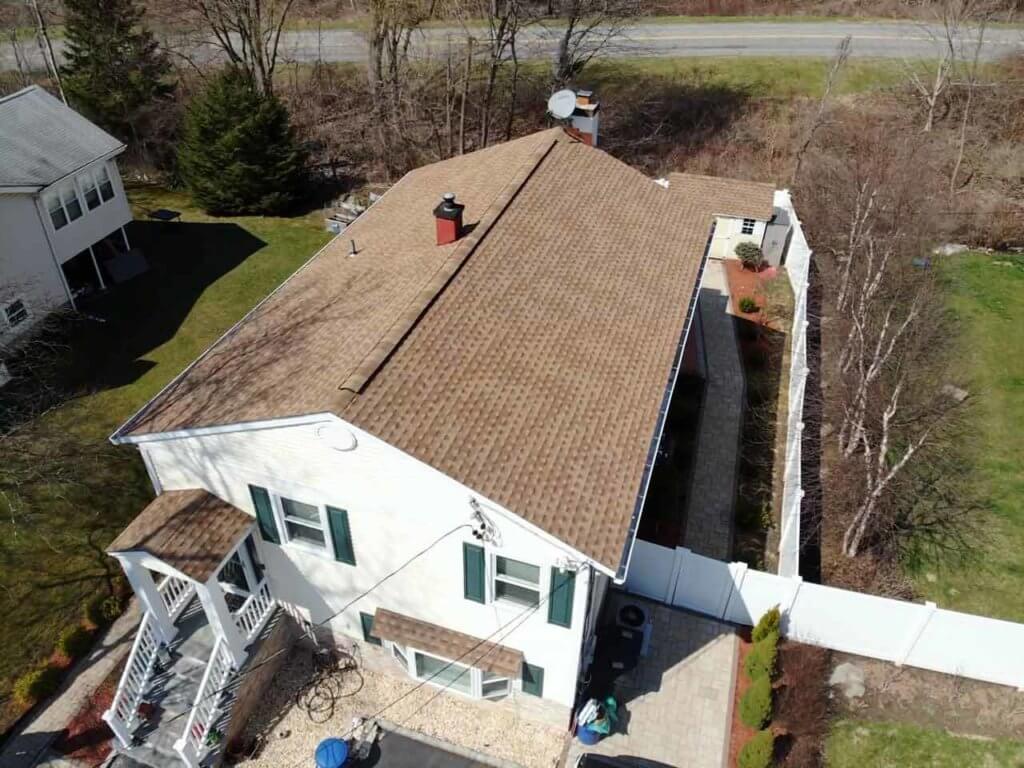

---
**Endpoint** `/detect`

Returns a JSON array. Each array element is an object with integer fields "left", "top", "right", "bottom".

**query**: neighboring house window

[
  {"left": 78, "top": 164, "right": 115, "bottom": 210},
  {"left": 279, "top": 495, "right": 326, "bottom": 548},
  {"left": 741, "top": 218, "right": 756, "bottom": 235},
  {"left": 4, "top": 299, "right": 28, "bottom": 328},
  {"left": 44, "top": 182, "right": 83, "bottom": 230},
  {"left": 493, "top": 556, "right": 541, "bottom": 607}
]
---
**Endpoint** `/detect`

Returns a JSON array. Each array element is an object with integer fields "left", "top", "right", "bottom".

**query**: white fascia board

[
  {"left": 111, "top": 412, "right": 340, "bottom": 445},
  {"left": 0, "top": 186, "right": 43, "bottom": 195}
]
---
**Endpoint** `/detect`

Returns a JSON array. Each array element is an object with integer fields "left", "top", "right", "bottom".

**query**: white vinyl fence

[
  {"left": 775, "top": 190, "right": 812, "bottom": 578},
  {"left": 626, "top": 539, "right": 1024, "bottom": 690}
]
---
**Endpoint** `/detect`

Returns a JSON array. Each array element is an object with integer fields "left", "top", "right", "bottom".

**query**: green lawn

[
  {"left": 907, "top": 253, "right": 1024, "bottom": 622},
  {"left": 827, "top": 720, "right": 1024, "bottom": 767},
  {"left": 0, "top": 187, "right": 330, "bottom": 732}
]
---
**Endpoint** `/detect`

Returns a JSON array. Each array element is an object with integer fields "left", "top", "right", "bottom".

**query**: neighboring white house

[
  {"left": 101, "top": 126, "right": 777, "bottom": 768},
  {"left": 0, "top": 85, "right": 133, "bottom": 340}
]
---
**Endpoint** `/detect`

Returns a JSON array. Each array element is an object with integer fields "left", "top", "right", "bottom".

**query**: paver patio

[{"left": 567, "top": 592, "right": 737, "bottom": 768}]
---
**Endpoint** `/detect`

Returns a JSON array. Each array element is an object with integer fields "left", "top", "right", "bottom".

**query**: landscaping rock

[
  {"left": 829, "top": 662, "right": 866, "bottom": 700},
  {"left": 932, "top": 243, "right": 969, "bottom": 256}
]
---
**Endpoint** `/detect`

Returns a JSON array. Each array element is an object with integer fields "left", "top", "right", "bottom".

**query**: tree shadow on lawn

[{"left": 66, "top": 220, "right": 266, "bottom": 393}]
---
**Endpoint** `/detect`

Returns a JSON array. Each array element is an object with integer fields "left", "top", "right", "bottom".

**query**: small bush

[
  {"left": 752, "top": 605, "right": 782, "bottom": 643},
  {"left": 739, "top": 675, "right": 773, "bottom": 729},
  {"left": 735, "top": 242, "right": 765, "bottom": 270},
  {"left": 101, "top": 594, "right": 125, "bottom": 623},
  {"left": 84, "top": 594, "right": 109, "bottom": 628},
  {"left": 13, "top": 665, "right": 63, "bottom": 706},
  {"left": 738, "top": 296, "right": 759, "bottom": 313},
  {"left": 58, "top": 624, "right": 95, "bottom": 660},
  {"left": 744, "top": 632, "right": 779, "bottom": 681},
  {"left": 738, "top": 729, "right": 775, "bottom": 768}
]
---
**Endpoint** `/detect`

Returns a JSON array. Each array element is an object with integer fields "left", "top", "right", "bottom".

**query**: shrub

[
  {"left": 13, "top": 665, "right": 63, "bottom": 706},
  {"left": 178, "top": 68, "right": 306, "bottom": 215},
  {"left": 58, "top": 624, "right": 95, "bottom": 660},
  {"left": 84, "top": 594, "right": 109, "bottom": 628},
  {"left": 752, "top": 605, "right": 782, "bottom": 643},
  {"left": 739, "top": 675, "right": 773, "bottom": 729},
  {"left": 735, "top": 242, "right": 765, "bottom": 270},
  {"left": 738, "top": 296, "right": 759, "bottom": 313},
  {"left": 101, "top": 594, "right": 125, "bottom": 623},
  {"left": 738, "top": 730, "right": 775, "bottom": 768},
  {"left": 744, "top": 632, "right": 779, "bottom": 681}
]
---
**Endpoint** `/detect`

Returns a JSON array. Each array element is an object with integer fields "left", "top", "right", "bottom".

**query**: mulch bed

[
  {"left": 727, "top": 629, "right": 757, "bottom": 766},
  {"left": 727, "top": 633, "right": 831, "bottom": 767},
  {"left": 53, "top": 662, "right": 123, "bottom": 767},
  {"left": 723, "top": 260, "right": 787, "bottom": 332}
]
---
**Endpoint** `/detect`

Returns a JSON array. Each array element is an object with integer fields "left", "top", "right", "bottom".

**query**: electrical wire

[{"left": 137, "top": 522, "right": 471, "bottom": 737}]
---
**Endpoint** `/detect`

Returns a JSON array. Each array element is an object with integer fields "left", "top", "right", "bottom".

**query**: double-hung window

[
  {"left": 279, "top": 495, "right": 326, "bottom": 548},
  {"left": 44, "top": 181, "right": 83, "bottom": 230},
  {"left": 741, "top": 218, "right": 756, "bottom": 235},
  {"left": 493, "top": 556, "right": 541, "bottom": 607},
  {"left": 79, "top": 172, "right": 101, "bottom": 210}
]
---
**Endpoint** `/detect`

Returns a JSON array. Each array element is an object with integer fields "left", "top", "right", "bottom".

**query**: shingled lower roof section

[
  {"left": 371, "top": 608, "right": 524, "bottom": 678},
  {"left": 116, "top": 129, "right": 775, "bottom": 574},
  {"left": 668, "top": 173, "right": 775, "bottom": 221},
  {"left": 107, "top": 489, "right": 253, "bottom": 582}
]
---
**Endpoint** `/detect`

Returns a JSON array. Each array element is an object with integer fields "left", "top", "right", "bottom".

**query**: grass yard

[
  {"left": 827, "top": 720, "right": 1024, "bottom": 767},
  {"left": 907, "top": 253, "right": 1024, "bottom": 623},
  {"left": 0, "top": 187, "right": 330, "bottom": 735}
]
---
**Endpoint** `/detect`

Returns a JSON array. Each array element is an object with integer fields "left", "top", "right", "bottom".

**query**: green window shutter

[
  {"left": 522, "top": 662, "right": 544, "bottom": 697},
  {"left": 360, "top": 612, "right": 381, "bottom": 646},
  {"left": 249, "top": 485, "right": 279, "bottom": 544},
  {"left": 463, "top": 542, "right": 485, "bottom": 603},
  {"left": 547, "top": 568, "right": 575, "bottom": 628},
  {"left": 326, "top": 506, "right": 356, "bottom": 565}
]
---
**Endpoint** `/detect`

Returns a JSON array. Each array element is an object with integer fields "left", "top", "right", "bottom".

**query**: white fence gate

[
  {"left": 625, "top": 540, "right": 1024, "bottom": 690},
  {"left": 775, "top": 190, "right": 811, "bottom": 578}
]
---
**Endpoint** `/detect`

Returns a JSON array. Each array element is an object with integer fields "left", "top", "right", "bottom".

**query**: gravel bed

[{"left": 241, "top": 647, "right": 565, "bottom": 768}]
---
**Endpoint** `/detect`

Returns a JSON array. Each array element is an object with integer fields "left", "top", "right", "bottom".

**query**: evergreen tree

[
  {"left": 61, "top": 0, "right": 171, "bottom": 142},
  {"left": 177, "top": 69, "right": 307, "bottom": 215}
]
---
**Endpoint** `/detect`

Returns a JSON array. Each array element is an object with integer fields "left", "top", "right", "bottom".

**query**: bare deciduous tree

[
  {"left": 791, "top": 34, "right": 850, "bottom": 186},
  {"left": 548, "top": 0, "right": 639, "bottom": 88}
]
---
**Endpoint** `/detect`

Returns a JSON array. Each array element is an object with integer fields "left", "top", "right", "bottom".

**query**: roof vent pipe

[{"left": 434, "top": 193, "right": 465, "bottom": 246}]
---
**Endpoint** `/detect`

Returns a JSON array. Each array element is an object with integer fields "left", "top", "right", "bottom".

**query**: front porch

[{"left": 103, "top": 490, "right": 277, "bottom": 768}]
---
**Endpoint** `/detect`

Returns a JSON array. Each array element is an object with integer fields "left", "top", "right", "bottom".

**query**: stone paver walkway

[
  {"left": 682, "top": 259, "right": 744, "bottom": 560},
  {"left": 567, "top": 592, "right": 737, "bottom": 768},
  {"left": 0, "top": 601, "right": 140, "bottom": 768}
]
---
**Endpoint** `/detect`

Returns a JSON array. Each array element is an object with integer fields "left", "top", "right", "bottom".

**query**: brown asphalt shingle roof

[
  {"left": 668, "top": 173, "right": 775, "bottom": 221},
  {"left": 107, "top": 489, "right": 253, "bottom": 582},
  {"left": 372, "top": 608, "right": 524, "bottom": 678},
  {"left": 117, "top": 129, "right": 774, "bottom": 574}
]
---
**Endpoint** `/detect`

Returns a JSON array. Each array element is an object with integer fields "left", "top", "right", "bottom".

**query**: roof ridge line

[{"left": 333, "top": 136, "right": 561, "bottom": 406}]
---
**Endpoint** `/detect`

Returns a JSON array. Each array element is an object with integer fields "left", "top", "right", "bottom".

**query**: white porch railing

[
  {"left": 159, "top": 574, "right": 196, "bottom": 621},
  {"left": 174, "top": 637, "right": 235, "bottom": 768},
  {"left": 233, "top": 578, "right": 275, "bottom": 644},
  {"left": 102, "top": 612, "right": 162, "bottom": 748}
]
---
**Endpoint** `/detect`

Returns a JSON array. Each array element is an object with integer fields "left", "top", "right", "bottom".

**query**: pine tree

[
  {"left": 177, "top": 69, "right": 307, "bottom": 215},
  {"left": 61, "top": 0, "right": 171, "bottom": 142}
]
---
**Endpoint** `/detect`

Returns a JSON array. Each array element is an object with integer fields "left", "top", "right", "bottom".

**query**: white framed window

[
  {"left": 278, "top": 494, "right": 327, "bottom": 549},
  {"left": 741, "top": 218, "right": 756, "bottom": 235},
  {"left": 493, "top": 555, "right": 541, "bottom": 607},
  {"left": 4, "top": 299, "right": 28, "bottom": 328},
  {"left": 96, "top": 164, "right": 115, "bottom": 201},
  {"left": 388, "top": 641, "right": 511, "bottom": 700},
  {"left": 43, "top": 181, "right": 83, "bottom": 230},
  {"left": 79, "top": 172, "right": 101, "bottom": 211}
]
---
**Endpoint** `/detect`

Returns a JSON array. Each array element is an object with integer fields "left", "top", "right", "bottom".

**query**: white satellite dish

[
  {"left": 547, "top": 89, "right": 577, "bottom": 120},
  {"left": 315, "top": 423, "right": 358, "bottom": 452}
]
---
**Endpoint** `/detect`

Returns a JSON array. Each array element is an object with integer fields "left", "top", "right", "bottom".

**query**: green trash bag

[{"left": 589, "top": 696, "right": 620, "bottom": 735}]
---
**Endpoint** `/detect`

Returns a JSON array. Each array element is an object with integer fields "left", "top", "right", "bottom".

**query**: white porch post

[
  {"left": 88, "top": 245, "right": 107, "bottom": 291},
  {"left": 197, "top": 576, "right": 247, "bottom": 667},
  {"left": 120, "top": 558, "right": 176, "bottom": 645},
  {"left": 120, "top": 225, "right": 131, "bottom": 251}
]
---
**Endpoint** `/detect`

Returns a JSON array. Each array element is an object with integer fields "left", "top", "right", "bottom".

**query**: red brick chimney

[{"left": 433, "top": 193, "right": 465, "bottom": 246}]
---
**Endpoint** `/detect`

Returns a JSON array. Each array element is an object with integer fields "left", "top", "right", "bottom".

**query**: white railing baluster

[
  {"left": 102, "top": 613, "right": 162, "bottom": 748},
  {"left": 232, "top": 579, "right": 275, "bottom": 645},
  {"left": 174, "top": 638, "right": 236, "bottom": 768}
]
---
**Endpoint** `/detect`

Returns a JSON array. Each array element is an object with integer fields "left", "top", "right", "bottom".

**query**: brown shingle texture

[
  {"left": 371, "top": 609, "right": 524, "bottom": 678},
  {"left": 107, "top": 489, "right": 253, "bottom": 582},
  {"left": 119, "top": 130, "right": 774, "bottom": 573},
  {"left": 668, "top": 173, "right": 775, "bottom": 221}
]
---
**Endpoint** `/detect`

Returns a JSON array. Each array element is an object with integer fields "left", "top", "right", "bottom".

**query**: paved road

[{"left": 3, "top": 20, "right": 1021, "bottom": 71}]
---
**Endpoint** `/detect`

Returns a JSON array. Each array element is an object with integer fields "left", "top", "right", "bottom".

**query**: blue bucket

[
  {"left": 577, "top": 726, "right": 601, "bottom": 746},
  {"left": 315, "top": 737, "right": 349, "bottom": 768}
]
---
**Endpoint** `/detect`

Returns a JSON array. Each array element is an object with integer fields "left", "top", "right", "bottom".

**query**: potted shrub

[{"left": 738, "top": 296, "right": 759, "bottom": 314}]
